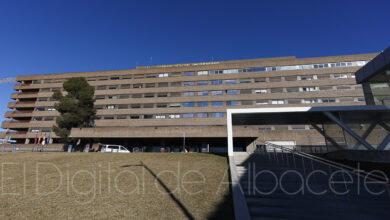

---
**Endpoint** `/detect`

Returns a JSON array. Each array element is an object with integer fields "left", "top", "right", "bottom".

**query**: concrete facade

[{"left": 0, "top": 53, "right": 378, "bottom": 151}]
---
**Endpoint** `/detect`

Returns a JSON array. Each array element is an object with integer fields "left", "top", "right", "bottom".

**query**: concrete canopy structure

[
  {"left": 227, "top": 105, "right": 390, "bottom": 156},
  {"left": 356, "top": 46, "right": 390, "bottom": 105}
]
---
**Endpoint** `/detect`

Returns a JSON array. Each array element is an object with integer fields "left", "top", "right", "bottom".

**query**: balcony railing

[
  {"left": 18, "top": 91, "right": 39, "bottom": 95},
  {"left": 6, "top": 110, "right": 34, "bottom": 114},
  {"left": 15, "top": 101, "right": 36, "bottom": 104},
  {"left": 6, "top": 131, "right": 27, "bottom": 134}
]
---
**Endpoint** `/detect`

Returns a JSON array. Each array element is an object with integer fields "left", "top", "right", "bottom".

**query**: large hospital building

[{"left": 0, "top": 52, "right": 379, "bottom": 152}]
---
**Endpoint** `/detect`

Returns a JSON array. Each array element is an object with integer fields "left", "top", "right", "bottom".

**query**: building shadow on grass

[
  {"left": 120, "top": 159, "right": 234, "bottom": 219},
  {"left": 141, "top": 162, "right": 196, "bottom": 220}
]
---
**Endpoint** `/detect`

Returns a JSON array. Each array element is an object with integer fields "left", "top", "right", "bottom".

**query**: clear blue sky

[{"left": 1, "top": 0, "right": 389, "bottom": 127}]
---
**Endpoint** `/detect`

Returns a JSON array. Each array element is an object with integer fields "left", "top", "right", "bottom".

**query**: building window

[
  {"left": 106, "top": 105, "right": 115, "bottom": 109},
  {"left": 184, "top": 81, "right": 195, "bottom": 86},
  {"left": 118, "top": 104, "right": 128, "bottom": 109},
  {"left": 108, "top": 85, "right": 119, "bottom": 90},
  {"left": 144, "top": 93, "right": 155, "bottom": 98},
  {"left": 156, "top": 103, "right": 167, "bottom": 108},
  {"left": 239, "top": 79, "right": 251, "bottom": 84},
  {"left": 143, "top": 103, "right": 154, "bottom": 108},
  {"left": 144, "top": 115, "right": 153, "bottom": 119},
  {"left": 145, "top": 83, "right": 155, "bottom": 88},
  {"left": 210, "top": 70, "right": 223, "bottom": 75},
  {"left": 288, "top": 99, "right": 301, "bottom": 104},
  {"left": 256, "top": 100, "right": 268, "bottom": 105},
  {"left": 183, "top": 113, "right": 194, "bottom": 118},
  {"left": 30, "top": 128, "right": 40, "bottom": 133},
  {"left": 171, "top": 92, "right": 181, "bottom": 97},
  {"left": 169, "top": 114, "right": 180, "bottom": 119},
  {"left": 271, "top": 100, "right": 284, "bottom": 104},
  {"left": 336, "top": 86, "right": 351, "bottom": 90},
  {"left": 158, "top": 82, "right": 169, "bottom": 87},
  {"left": 303, "top": 99, "right": 318, "bottom": 104},
  {"left": 104, "top": 116, "right": 114, "bottom": 120},
  {"left": 227, "top": 90, "right": 237, "bottom": 95},
  {"left": 241, "top": 100, "right": 253, "bottom": 105},
  {"left": 130, "top": 115, "right": 140, "bottom": 119},
  {"left": 224, "top": 79, "right": 237, "bottom": 84},
  {"left": 197, "top": 113, "right": 208, "bottom": 118},
  {"left": 212, "top": 101, "right": 223, "bottom": 106},
  {"left": 184, "top": 102, "right": 195, "bottom": 107},
  {"left": 322, "top": 98, "right": 336, "bottom": 103},
  {"left": 284, "top": 76, "right": 297, "bottom": 81},
  {"left": 117, "top": 115, "right": 127, "bottom": 119},
  {"left": 270, "top": 88, "right": 283, "bottom": 93},
  {"left": 211, "top": 90, "right": 223, "bottom": 95},
  {"left": 131, "top": 104, "right": 141, "bottom": 108},
  {"left": 38, "top": 98, "right": 48, "bottom": 102},
  {"left": 269, "top": 77, "right": 282, "bottom": 82},
  {"left": 227, "top": 101, "right": 238, "bottom": 106},
  {"left": 146, "top": 74, "right": 157, "bottom": 78},
  {"left": 211, "top": 112, "right": 224, "bottom": 118},
  {"left": 133, "top": 84, "right": 143, "bottom": 88},
  {"left": 302, "top": 87, "right": 318, "bottom": 92},
  {"left": 255, "top": 77, "right": 266, "bottom": 83},
  {"left": 197, "top": 91, "right": 208, "bottom": 96},
  {"left": 334, "top": 74, "right": 348, "bottom": 79},
  {"left": 171, "top": 82, "right": 182, "bottom": 87},
  {"left": 319, "top": 86, "right": 333, "bottom": 91},
  {"left": 197, "top": 80, "right": 208, "bottom": 85},
  {"left": 184, "top": 92, "right": 195, "bottom": 96},
  {"left": 197, "top": 71, "right": 208, "bottom": 76},
  {"left": 255, "top": 89, "right": 267, "bottom": 94},
  {"left": 119, "top": 94, "right": 129, "bottom": 99},
  {"left": 240, "top": 89, "right": 252, "bottom": 94},
  {"left": 169, "top": 103, "right": 181, "bottom": 108},
  {"left": 184, "top": 71, "right": 195, "bottom": 76},
  {"left": 121, "top": 84, "right": 130, "bottom": 89},
  {"left": 211, "top": 80, "right": 222, "bottom": 85},
  {"left": 197, "top": 102, "right": 208, "bottom": 107},
  {"left": 300, "top": 76, "right": 314, "bottom": 80},
  {"left": 157, "top": 93, "right": 168, "bottom": 97},
  {"left": 158, "top": 73, "right": 169, "bottom": 78},
  {"left": 286, "top": 87, "right": 299, "bottom": 93},
  {"left": 156, "top": 115, "right": 166, "bottom": 119}
]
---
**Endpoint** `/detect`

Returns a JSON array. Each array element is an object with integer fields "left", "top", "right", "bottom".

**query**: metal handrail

[{"left": 264, "top": 141, "right": 390, "bottom": 187}]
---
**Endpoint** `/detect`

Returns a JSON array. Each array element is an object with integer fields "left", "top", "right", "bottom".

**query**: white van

[{"left": 100, "top": 145, "right": 130, "bottom": 153}]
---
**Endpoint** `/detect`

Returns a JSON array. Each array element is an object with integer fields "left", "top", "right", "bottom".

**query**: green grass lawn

[{"left": 0, "top": 153, "right": 233, "bottom": 219}]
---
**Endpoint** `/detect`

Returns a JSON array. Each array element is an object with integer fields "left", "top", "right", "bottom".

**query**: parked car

[{"left": 99, "top": 145, "right": 130, "bottom": 153}]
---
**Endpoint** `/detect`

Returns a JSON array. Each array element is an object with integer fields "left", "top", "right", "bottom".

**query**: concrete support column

[{"left": 227, "top": 110, "right": 233, "bottom": 156}]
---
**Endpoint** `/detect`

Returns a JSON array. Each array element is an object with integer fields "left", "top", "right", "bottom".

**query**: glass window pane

[
  {"left": 197, "top": 102, "right": 208, "bottom": 107},
  {"left": 212, "top": 101, "right": 223, "bottom": 106},
  {"left": 183, "top": 102, "right": 195, "bottom": 107}
]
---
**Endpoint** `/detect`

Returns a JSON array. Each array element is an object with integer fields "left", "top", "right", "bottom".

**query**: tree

[{"left": 52, "top": 77, "right": 96, "bottom": 145}]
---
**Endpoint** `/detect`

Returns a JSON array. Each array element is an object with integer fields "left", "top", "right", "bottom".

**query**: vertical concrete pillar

[{"left": 227, "top": 110, "right": 234, "bottom": 156}]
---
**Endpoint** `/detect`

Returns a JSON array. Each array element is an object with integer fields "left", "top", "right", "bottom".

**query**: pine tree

[{"left": 52, "top": 77, "right": 96, "bottom": 145}]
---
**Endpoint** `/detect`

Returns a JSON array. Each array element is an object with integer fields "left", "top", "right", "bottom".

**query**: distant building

[{"left": 0, "top": 52, "right": 378, "bottom": 152}]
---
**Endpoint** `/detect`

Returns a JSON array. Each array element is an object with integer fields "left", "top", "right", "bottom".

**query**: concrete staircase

[{"left": 233, "top": 151, "right": 390, "bottom": 219}]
